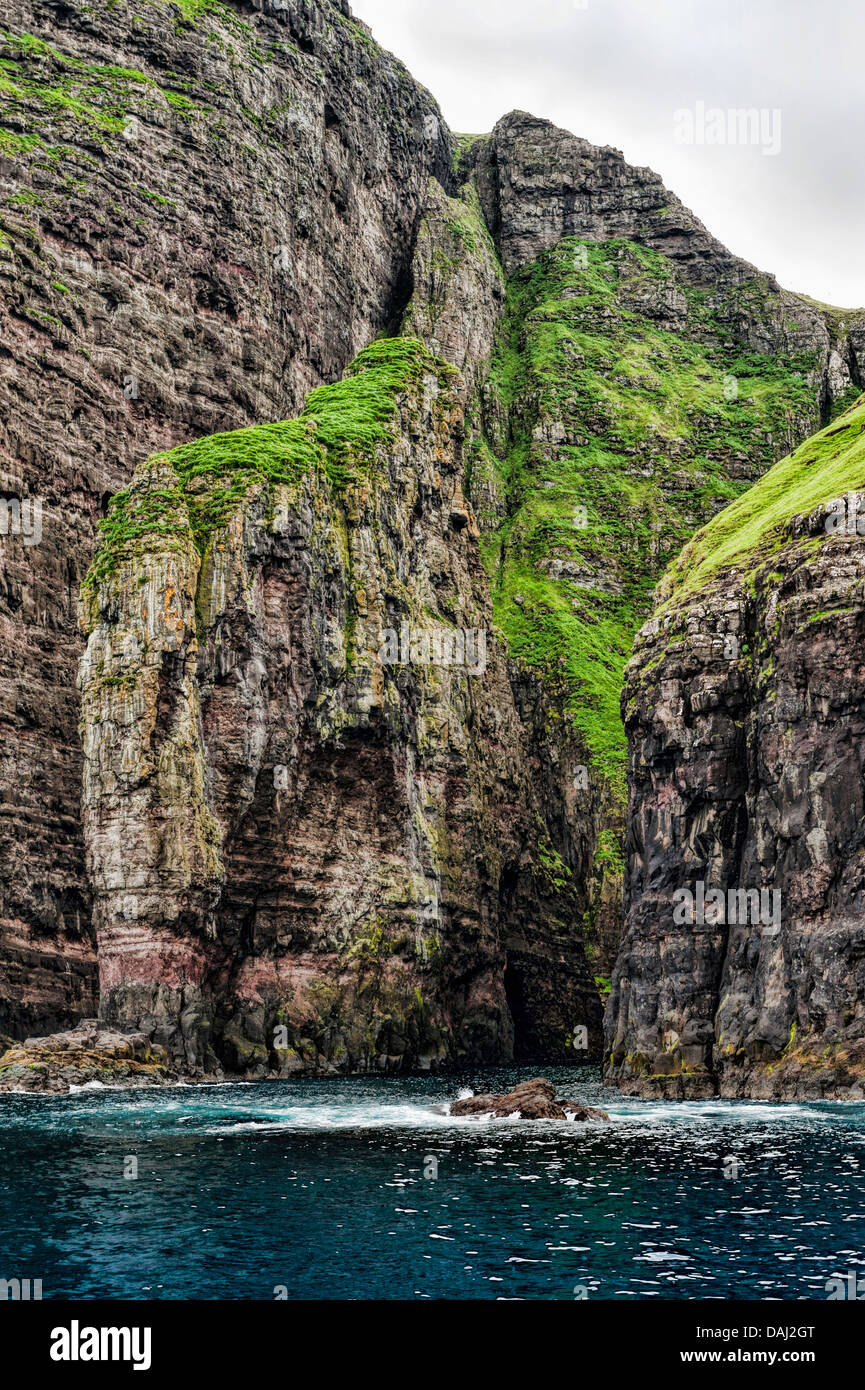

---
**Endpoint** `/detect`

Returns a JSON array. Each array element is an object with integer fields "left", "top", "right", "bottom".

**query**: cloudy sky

[{"left": 351, "top": 0, "right": 865, "bottom": 307}]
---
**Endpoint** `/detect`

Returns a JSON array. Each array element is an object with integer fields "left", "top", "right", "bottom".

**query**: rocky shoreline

[
  {"left": 0, "top": 1023, "right": 175, "bottom": 1093},
  {"left": 0, "top": 1032, "right": 613, "bottom": 1117}
]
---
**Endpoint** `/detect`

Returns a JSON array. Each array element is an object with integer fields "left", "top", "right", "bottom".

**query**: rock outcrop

[
  {"left": 401, "top": 177, "right": 505, "bottom": 399},
  {"left": 448, "top": 1075, "right": 610, "bottom": 1120},
  {"left": 0, "top": 0, "right": 451, "bottom": 1038},
  {"left": 78, "top": 337, "right": 602, "bottom": 1074},
  {"left": 605, "top": 396, "right": 865, "bottom": 1098},
  {"left": 0, "top": 1020, "right": 170, "bottom": 1091}
]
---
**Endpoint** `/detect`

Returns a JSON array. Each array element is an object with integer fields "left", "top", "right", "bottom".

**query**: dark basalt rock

[
  {"left": 604, "top": 412, "right": 865, "bottom": 1100},
  {"left": 449, "top": 1077, "right": 610, "bottom": 1121},
  {"left": 0, "top": 0, "right": 451, "bottom": 1041}
]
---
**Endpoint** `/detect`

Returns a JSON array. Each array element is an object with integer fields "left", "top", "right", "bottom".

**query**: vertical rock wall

[{"left": 0, "top": 0, "right": 450, "bottom": 1036}]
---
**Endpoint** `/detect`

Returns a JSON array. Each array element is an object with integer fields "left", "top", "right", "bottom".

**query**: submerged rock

[{"left": 448, "top": 1077, "right": 610, "bottom": 1121}]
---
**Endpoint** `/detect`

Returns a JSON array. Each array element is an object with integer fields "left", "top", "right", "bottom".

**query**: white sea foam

[{"left": 198, "top": 1100, "right": 606, "bottom": 1135}]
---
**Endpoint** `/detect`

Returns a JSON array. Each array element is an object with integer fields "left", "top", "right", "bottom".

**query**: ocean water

[{"left": 0, "top": 1066, "right": 862, "bottom": 1301}]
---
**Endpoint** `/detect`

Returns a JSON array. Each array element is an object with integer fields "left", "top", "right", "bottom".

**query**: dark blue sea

[{"left": 1, "top": 1067, "right": 862, "bottom": 1300}]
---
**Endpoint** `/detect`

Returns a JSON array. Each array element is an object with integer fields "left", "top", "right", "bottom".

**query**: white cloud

[{"left": 352, "top": 0, "right": 865, "bottom": 306}]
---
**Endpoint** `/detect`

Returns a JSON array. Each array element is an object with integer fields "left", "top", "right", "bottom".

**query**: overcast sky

[{"left": 351, "top": 0, "right": 864, "bottom": 307}]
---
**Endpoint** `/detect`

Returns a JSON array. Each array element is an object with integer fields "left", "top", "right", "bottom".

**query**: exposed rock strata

[
  {"left": 605, "top": 398, "right": 865, "bottom": 1098},
  {"left": 0, "top": 0, "right": 451, "bottom": 1036},
  {"left": 78, "top": 339, "right": 602, "bottom": 1074},
  {"left": 3, "top": 3, "right": 865, "bottom": 1096}
]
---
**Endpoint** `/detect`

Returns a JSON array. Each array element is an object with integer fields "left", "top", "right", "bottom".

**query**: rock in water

[
  {"left": 449, "top": 1077, "right": 610, "bottom": 1121},
  {"left": 0, "top": 1023, "right": 171, "bottom": 1093},
  {"left": 558, "top": 1100, "right": 613, "bottom": 1123}
]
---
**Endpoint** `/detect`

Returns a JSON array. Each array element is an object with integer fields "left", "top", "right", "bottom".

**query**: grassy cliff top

[
  {"left": 84, "top": 337, "right": 455, "bottom": 595},
  {"left": 657, "top": 393, "right": 865, "bottom": 606},
  {"left": 796, "top": 293, "right": 865, "bottom": 333}
]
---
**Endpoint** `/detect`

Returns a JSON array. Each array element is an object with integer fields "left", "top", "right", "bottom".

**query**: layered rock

[
  {"left": 0, "top": 1021, "right": 170, "bottom": 1092},
  {"left": 605, "top": 397, "right": 865, "bottom": 1098},
  {"left": 473, "top": 111, "right": 733, "bottom": 280},
  {"left": 456, "top": 116, "right": 865, "bottom": 996},
  {"left": 78, "top": 337, "right": 602, "bottom": 1073},
  {"left": 5, "top": 2, "right": 865, "bottom": 1087},
  {"left": 0, "top": 0, "right": 450, "bottom": 1037}
]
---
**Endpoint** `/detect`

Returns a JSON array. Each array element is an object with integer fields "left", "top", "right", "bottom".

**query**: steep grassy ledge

[
  {"left": 83, "top": 337, "right": 455, "bottom": 601},
  {"left": 656, "top": 393, "right": 865, "bottom": 605}
]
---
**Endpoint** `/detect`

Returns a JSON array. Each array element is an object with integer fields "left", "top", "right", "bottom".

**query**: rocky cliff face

[
  {"left": 4, "top": 2, "right": 865, "bottom": 1089},
  {"left": 78, "top": 337, "right": 601, "bottom": 1073},
  {"left": 459, "top": 113, "right": 864, "bottom": 988},
  {"left": 0, "top": 0, "right": 449, "bottom": 1037},
  {"left": 606, "top": 396, "right": 865, "bottom": 1098}
]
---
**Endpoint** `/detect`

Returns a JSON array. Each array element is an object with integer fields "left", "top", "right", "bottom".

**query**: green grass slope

[
  {"left": 658, "top": 393, "right": 865, "bottom": 606},
  {"left": 475, "top": 235, "right": 823, "bottom": 793},
  {"left": 84, "top": 337, "right": 454, "bottom": 593}
]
